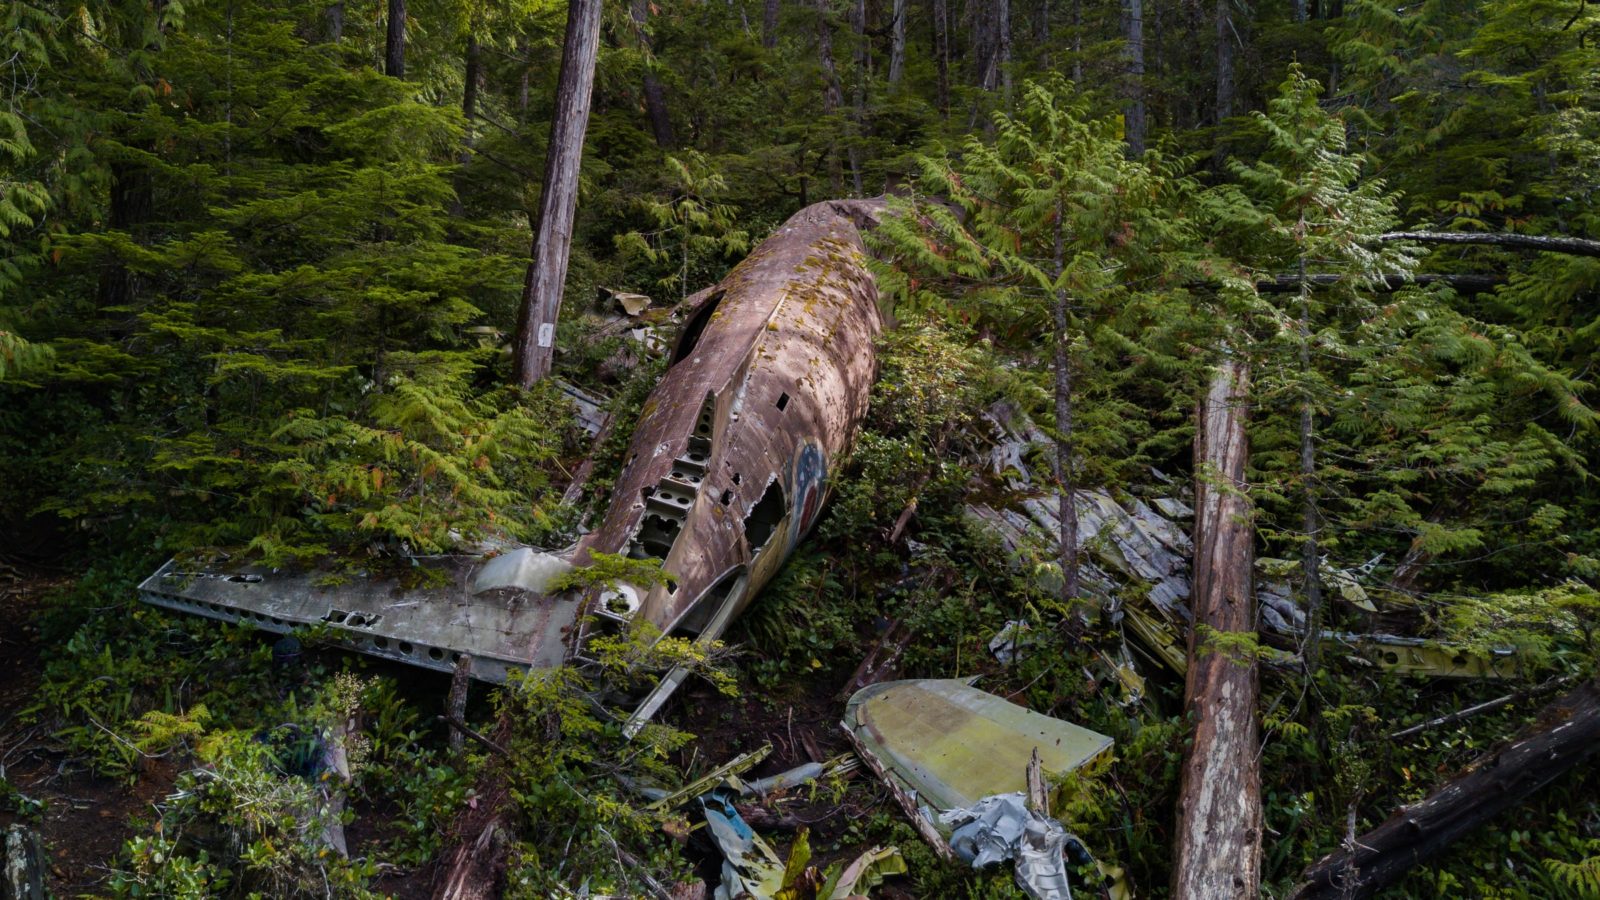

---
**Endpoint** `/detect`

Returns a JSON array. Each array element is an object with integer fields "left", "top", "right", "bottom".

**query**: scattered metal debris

[
  {"left": 701, "top": 788, "right": 789, "bottom": 900},
  {"left": 646, "top": 744, "right": 771, "bottom": 813},
  {"left": 841, "top": 679, "right": 1115, "bottom": 900},
  {"left": 816, "top": 846, "right": 907, "bottom": 899},
  {"left": 842, "top": 679, "right": 1113, "bottom": 813},
  {"left": 940, "top": 793, "right": 1078, "bottom": 900},
  {"left": 971, "top": 400, "right": 1519, "bottom": 681}
]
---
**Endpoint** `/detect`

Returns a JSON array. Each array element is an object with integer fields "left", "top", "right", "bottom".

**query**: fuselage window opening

[
  {"left": 775, "top": 392, "right": 790, "bottom": 411},
  {"left": 670, "top": 291, "right": 726, "bottom": 366},
  {"left": 744, "top": 479, "right": 787, "bottom": 552}
]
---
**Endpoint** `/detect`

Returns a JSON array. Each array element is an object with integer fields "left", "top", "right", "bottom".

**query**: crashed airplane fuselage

[
  {"left": 138, "top": 199, "right": 885, "bottom": 699},
  {"left": 575, "top": 199, "right": 883, "bottom": 647}
]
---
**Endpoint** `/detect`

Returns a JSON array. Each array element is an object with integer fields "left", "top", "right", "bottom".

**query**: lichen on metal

[{"left": 842, "top": 679, "right": 1113, "bottom": 815}]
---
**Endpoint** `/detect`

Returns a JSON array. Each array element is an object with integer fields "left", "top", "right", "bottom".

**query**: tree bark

[
  {"left": 463, "top": 36, "right": 482, "bottom": 123},
  {"left": 1051, "top": 208, "right": 1081, "bottom": 608},
  {"left": 764, "top": 0, "right": 781, "bottom": 48},
  {"left": 1215, "top": 0, "right": 1233, "bottom": 128},
  {"left": 817, "top": 0, "right": 845, "bottom": 194},
  {"left": 1123, "top": 0, "right": 1145, "bottom": 154},
  {"left": 849, "top": 0, "right": 867, "bottom": 196},
  {"left": 931, "top": 0, "right": 950, "bottom": 116},
  {"left": 1173, "top": 358, "right": 1262, "bottom": 900},
  {"left": 1380, "top": 230, "right": 1600, "bottom": 258},
  {"left": 385, "top": 0, "right": 406, "bottom": 78},
  {"left": 888, "top": 0, "right": 908, "bottom": 83},
  {"left": 1297, "top": 255, "right": 1323, "bottom": 668},
  {"left": 631, "top": 0, "right": 676, "bottom": 148},
  {"left": 325, "top": 2, "right": 343, "bottom": 42},
  {"left": 517, "top": 38, "right": 532, "bottom": 116},
  {"left": 510, "top": 0, "right": 604, "bottom": 387},
  {"left": 1254, "top": 273, "right": 1502, "bottom": 293},
  {"left": 1294, "top": 676, "right": 1600, "bottom": 899},
  {"left": 1071, "top": 0, "right": 1082, "bottom": 83},
  {"left": 997, "top": 0, "right": 1012, "bottom": 100}
]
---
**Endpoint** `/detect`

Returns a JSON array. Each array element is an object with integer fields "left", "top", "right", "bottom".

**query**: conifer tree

[{"left": 875, "top": 77, "right": 1199, "bottom": 612}]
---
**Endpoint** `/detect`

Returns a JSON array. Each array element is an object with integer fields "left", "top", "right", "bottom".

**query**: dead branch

[{"left": 1295, "top": 676, "right": 1600, "bottom": 899}]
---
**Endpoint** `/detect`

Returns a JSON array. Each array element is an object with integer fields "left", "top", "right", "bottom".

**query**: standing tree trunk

[
  {"left": 1051, "top": 207, "right": 1081, "bottom": 607},
  {"left": 385, "top": 0, "right": 405, "bottom": 77},
  {"left": 325, "top": 2, "right": 343, "bottom": 41},
  {"left": 631, "top": 0, "right": 676, "bottom": 147},
  {"left": 1294, "top": 676, "right": 1600, "bottom": 899},
  {"left": 1070, "top": 0, "right": 1082, "bottom": 83},
  {"left": 1123, "top": 0, "right": 1145, "bottom": 154},
  {"left": 1215, "top": 0, "right": 1233, "bottom": 126},
  {"left": 1173, "top": 358, "right": 1262, "bottom": 900},
  {"left": 764, "top": 0, "right": 782, "bottom": 47},
  {"left": 817, "top": 0, "right": 845, "bottom": 194},
  {"left": 452, "top": 34, "right": 482, "bottom": 216},
  {"left": 931, "top": 0, "right": 950, "bottom": 116},
  {"left": 1296, "top": 254, "right": 1324, "bottom": 666},
  {"left": 888, "top": 0, "right": 907, "bottom": 83},
  {"left": 515, "top": 38, "right": 532, "bottom": 117},
  {"left": 996, "top": 0, "right": 1012, "bottom": 100},
  {"left": 462, "top": 36, "right": 482, "bottom": 123},
  {"left": 849, "top": 0, "right": 867, "bottom": 195},
  {"left": 510, "top": 0, "right": 604, "bottom": 387}
]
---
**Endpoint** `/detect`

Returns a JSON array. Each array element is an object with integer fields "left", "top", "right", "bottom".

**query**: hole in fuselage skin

[
  {"left": 745, "top": 480, "right": 788, "bottom": 552},
  {"left": 721, "top": 489, "right": 733, "bottom": 505},
  {"left": 776, "top": 392, "right": 790, "bottom": 411}
]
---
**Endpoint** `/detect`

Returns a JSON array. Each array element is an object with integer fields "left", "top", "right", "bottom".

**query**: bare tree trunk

[
  {"left": 385, "top": 0, "right": 405, "bottom": 77},
  {"left": 1294, "top": 0, "right": 1308, "bottom": 23},
  {"left": 1071, "top": 0, "right": 1082, "bottom": 83},
  {"left": 817, "top": 0, "right": 845, "bottom": 194},
  {"left": 1051, "top": 207, "right": 1081, "bottom": 607},
  {"left": 1215, "top": 0, "right": 1233, "bottom": 125},
  {"left": 1173, "top": 359, "right": 1262, "bottom": 900},
  {"left": 996, "top": 0, "right": 1012, "bottom": 100},
  {"left": 931, "top": 0, "right": 950, "bottom": 116},
  {"left": 432, "top": 723, "right": 515, "bottom": 900},
  {"left": 1380, "top": 230, "right": 1600, "bottom": 257},
  {"left": 764, "top": 0, "right": 781, "bottom": 47},
  {"left": 325, "top": 2, "right": 343, "bottom": 41},
  {"left": 452, "top": 34, "right": 482, "bottom": 217},
  {"left": 1294, "top": 676, "right": 1600, "bottom": 899},
  {"left": 888, "top": 0, "right": 908, "bottom": 83},
  {"left": 516, "top": 39, "right": 531, "bottom": 116},
  {"left": 463, "top": 36, "right": 482, "bottom": 123},
  {"left": 1297, "top": 261, "right": 1324, "bottom": 668},
  {"left": 1036, "top": 0, "right": 1051, "bottom": 68},
  {"left": 1123, "top": 0, "right": 1145, "bottom": 154},
  {"left": 510, "top": 0, "right": 604, "bottom": 387},
  {"left": 849, "top": 0, "right": 866, "bottom": 196},
  {"left": 631, "top": 0, "right": 676, "bottom": 148}
]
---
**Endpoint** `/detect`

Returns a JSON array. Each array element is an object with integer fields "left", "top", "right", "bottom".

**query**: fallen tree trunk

[
  {"left": 1294, "top": 676, "right": 1600, "bottom": 899},
  {"left": 1253, "top": 274, "right": 1502, "bottom": 293},
  {"left": 1172, "top": 359, "right": 1262, "bottom": 899},
  {"left": 432, "top": 719, "right": 515, "bottom": 900},
  {"left": 1381, "top": 230, "right": 1600, "bottom": 258}
]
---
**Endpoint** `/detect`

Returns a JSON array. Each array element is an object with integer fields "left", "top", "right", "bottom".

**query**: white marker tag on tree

[{"left": 537, "top": 323, "right": 554, "bottom": 348}]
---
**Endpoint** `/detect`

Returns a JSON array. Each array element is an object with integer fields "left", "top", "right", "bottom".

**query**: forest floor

[
  {"left": 0, "top": 563, "right": 434, "bottom": 897},
  {"left": 0, "top": 564, "right": 169, "bottom": 896},
  {"left": 0, "top": 560, "right": 904, "bottom": 897}
]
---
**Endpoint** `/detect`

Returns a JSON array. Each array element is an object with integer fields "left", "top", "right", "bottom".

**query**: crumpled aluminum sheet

[{"left": 938, "top": 792, "right": 1074, "bottom": 900}]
